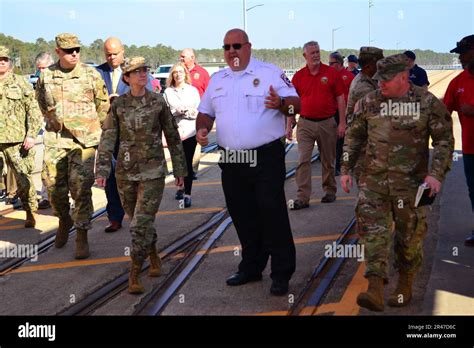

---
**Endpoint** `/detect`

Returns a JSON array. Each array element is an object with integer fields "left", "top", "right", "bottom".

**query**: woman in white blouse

[{"left": 164, "top": 62, "right": 201, "bottom": 208}]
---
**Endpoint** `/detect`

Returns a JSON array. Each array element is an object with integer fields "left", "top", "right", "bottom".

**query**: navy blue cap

[
  {"left": 347, "top": 54, "right": 358, "bottom": 63},
  {"left": 404, "top": 50, "right": 416, "bottom": 61},
  {"left": 450, "top": 35, "right": 474, "bottom": 54}
]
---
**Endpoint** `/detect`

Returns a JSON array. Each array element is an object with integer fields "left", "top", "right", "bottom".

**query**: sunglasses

[
  {"left": 328, "top": 61, "right": 338, "bottom": 65},
  {"left": 130, "top": 67, "right": 150, "bottom": 74},
  {"left": 62, "top": 47, "right": 80, "bottom": 54},
  {"left": 222, "top": 42, "right": 248, "bottom": 51}
]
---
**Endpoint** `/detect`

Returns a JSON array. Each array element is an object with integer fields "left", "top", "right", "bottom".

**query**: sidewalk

[{"left": 422, "top": 153, "right": 474, "bottom": 315}]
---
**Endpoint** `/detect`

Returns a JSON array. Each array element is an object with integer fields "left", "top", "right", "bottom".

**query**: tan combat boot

[
  {"left": 148, "top": 247, "right": 162, "bottom": 277},
  {"left": 24, "top": 211, "right": 37, "bottom": 228},
  {"left": 54, "top": 216, "right": 73, "bottom": 248},
  {"left": 75, "top": 229, "right": 90, "bottom": 259},
  {"left": 128, "top": 258, "right": 145, "bottom": 294},
  {"left": 357, "top": 275, "right": 385, "bottom": 312},
  {"left": 388, "top": 271, "right": 415, "bottom": 307}
]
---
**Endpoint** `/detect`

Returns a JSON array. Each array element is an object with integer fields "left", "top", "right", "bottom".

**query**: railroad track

[
  {"left": 288, "top": 216, "right": 358, "bottom": 315},
  {"left": 60, "top": 142, "right": 318, "bottom": 316},
  {"left": 0, "top": 141, "right": 221, "bottom": 275}
]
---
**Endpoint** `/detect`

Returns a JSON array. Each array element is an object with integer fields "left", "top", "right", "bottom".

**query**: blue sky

[{"left": 0, "top": 0, "right": 472, "bottom": 52}]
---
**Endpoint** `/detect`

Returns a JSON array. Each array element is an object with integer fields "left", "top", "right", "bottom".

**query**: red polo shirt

[
  {"left": 189, "top": 64, "right": 210, "bottom": 98},
  {"left": 338, "top": 68, "right": 354, "bottom": 103},
  {"left": 292, "top": 63, "right": 345, "bottom": 119},
  {"left": 444, "top": 69, "right": 474, "bottom": 154}
]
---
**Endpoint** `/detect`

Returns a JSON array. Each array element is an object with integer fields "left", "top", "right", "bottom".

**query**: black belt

[
  {"left": 218, "top": 138, "right": 281, "bottom": 152},
  {"left": 300, "top": 115, "right": 334, "bottom": 122}
]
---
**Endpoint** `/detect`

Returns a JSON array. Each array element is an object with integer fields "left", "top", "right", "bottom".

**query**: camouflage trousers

[
  {"left": 117, "top": 178, "right": 165, "bottom": 262},
  {"left": 0, "top": 143, "right": 37, "bottom": 212},
  {"left": 42, "top": 144, "right": 96, "bottom": 230},
  {"left": 357, "top": 187, "right": 427, "bottom": 281}
]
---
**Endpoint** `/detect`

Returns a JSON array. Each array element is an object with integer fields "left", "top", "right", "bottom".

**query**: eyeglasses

[
  {"left": 222, "top": 42, "right": 248, "bottom": 51},
  {"left": 62, "top": 47, "right": 80, "bottom": 54},
  {"left": 130, "top": 67, "right": 150, "bottom": 74},
  {"left": 329, "top": 61, "right": 340, "bottom": 66}
]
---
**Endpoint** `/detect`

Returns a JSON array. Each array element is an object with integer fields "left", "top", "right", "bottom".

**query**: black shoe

[
  {"left": 175, "top": 189, "right": 184, "bottom": 200},
  {"left": 290, "top": 199, "right": 309, "bottom": 210},
  {"left": 6, "top": 196, "right": 18, "bottom": 205},
  {"left": 321, "top": 194, "right": 336, "bottom": 203},
  {"left": 184, "top": 196, "right": 192, "bottom": 208},
  {"left": 0, "top": 190, "right": 6, "bottom": 202},
  {"left": 38, "top": 199, "right": 51, "bottom": 210},
  {"left": 226, "top": 272, "right": 262, "bottom": 286},
  {"left": 270, "top": 279, "right": 289, "bottom": 296},
  {"left": 465, "top": 231, "right": 474, "bottom": 247}
]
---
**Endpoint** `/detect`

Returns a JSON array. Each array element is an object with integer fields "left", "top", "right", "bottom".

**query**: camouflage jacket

[
  {"left": 96, "top": 90, "right": 187, "bottom": 181},
  {"left": 0, "top": 73, "right": 42, "bottom": 143},
  {"left": 36, "top": 62, "right": 110, "bottom": 148},
  {"left": 342, "top": 84, "right": 454, "bottom": 195},
  {"left": 346, "top": 72, "right": 379, "bottom": 123}
]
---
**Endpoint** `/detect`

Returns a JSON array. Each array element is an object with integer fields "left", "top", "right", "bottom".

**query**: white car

[{"left": 152, "top": 64, "right": 173, "bottom": 90}]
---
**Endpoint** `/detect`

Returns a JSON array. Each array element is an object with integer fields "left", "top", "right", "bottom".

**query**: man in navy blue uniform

[{"left": 404, "top": 50, "right": 429, "bottom": 89}]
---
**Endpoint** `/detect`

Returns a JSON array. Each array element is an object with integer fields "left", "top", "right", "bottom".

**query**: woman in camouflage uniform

[{"left": 96, "top": 57, "right": 187, "bottom": 294}]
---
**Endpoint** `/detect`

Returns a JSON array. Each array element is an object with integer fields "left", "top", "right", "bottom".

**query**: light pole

[
  {"left": 332, "top": 26, "right": 343, "bottom": 51},
  {"left": 369, "top": 0, "right": 374, "bottom": 46},
  {"left": 243, "top": 0, "right": 264, "bottom": 32}
]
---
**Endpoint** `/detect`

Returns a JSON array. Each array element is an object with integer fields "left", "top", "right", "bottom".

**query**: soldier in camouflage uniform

[
  {"left": 0, "top": 46, "right": 42, "bottom": 227},
  {"left": 95, "top": 57, "right": 187, "bottom": 294},
  {"left": 346, "top": 46, "right": 384, "bottom": 182},
  {"left": 36, "top": 33, "right": 110, "bottom": 259},
  {"left": 341, "top": 54, "right": 454, "bottom": 311}
]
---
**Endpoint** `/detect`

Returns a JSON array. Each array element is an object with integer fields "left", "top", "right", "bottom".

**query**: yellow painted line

[
  {"left": 166, "top": 180, "right": 222, "bottom": 188},
  {"left": 299, "top": 263, "right": 366, "bottom": 316},
  {"left": 0, "top": 221, "right": 58, "bottom": 231},
  {"left": 158, "top": 207, "right": 223, "bottom": 216},
  {"left": 3, "top": 256, "right": 131, "bottom": 275},
  {"left": 251, "top": 248, "right": 365, "bottom": 316},
  {"left": 172, "top": 233, "right": 351, "bottom": 259}
]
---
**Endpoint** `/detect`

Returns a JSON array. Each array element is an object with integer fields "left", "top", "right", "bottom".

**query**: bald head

[
  {"left": 104, "top": 37, "right": 124, "bottom": 69},
  {"left": 223, "top": 28, "right": 252, "bottom": 71},
  {"left": 224, "top": 28, "right": 249, "bottom": 44},
  {"left": 180, "top": 48, "right": 196, "bottom": 70}
]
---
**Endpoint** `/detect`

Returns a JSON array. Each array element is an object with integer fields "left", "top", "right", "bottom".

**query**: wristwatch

[{"left": 280, "top": 97, "right": 286, "bottom": 107}]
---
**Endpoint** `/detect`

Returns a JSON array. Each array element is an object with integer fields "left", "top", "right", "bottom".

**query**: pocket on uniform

[
  {"left": 211, "top": 90, "right": 227, "bottom": 114},
  {"left": 246, "top": 89, "right": 265, "bottom": 113},
  {"left": 118, "top": 146, "right": 137, "bottom": 170}
]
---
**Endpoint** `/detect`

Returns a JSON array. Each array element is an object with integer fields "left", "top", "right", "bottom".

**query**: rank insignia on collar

[
  {"left": 281, "top": 73, "right": 292, "bottom": 87},
  {"left": 253, "top": 78, "right": 260, "bottom": 87}
]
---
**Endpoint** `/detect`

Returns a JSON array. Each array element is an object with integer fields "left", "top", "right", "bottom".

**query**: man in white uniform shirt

[{"left": 196, "top": 28, "right": 301, "bottom": 296}]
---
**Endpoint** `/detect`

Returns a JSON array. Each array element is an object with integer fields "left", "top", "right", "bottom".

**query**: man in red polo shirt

[
  {"left": 444, "top": 34, "right": 474, "bottom": 246},
  {"left": 290, "top": 41, "right": 346, "bottom": 209},
  {"left": 180, "top": 48, "right": 210, "bottom": 180},
  {"left": 329, "top": 51, "right": 354, "bottom": 176}
]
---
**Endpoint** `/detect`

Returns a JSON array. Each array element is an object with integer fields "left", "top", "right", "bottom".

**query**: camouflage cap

[
  {"left": 55, "top": 33, "right": 81, "bottom": 49},
  {"left": 358, "top": 46, "right": 384, "bottom": 59},
  {"left": 0, "top": 45, "right": 10, "bottom": 59},
  {"left": 372, "top": 53, "right": 409, "bottom": 81},
  {"left": 450, "top": 34, "right": 474, "bottom": 54},
  {"left": 121, "top": 56, "right": 150, "bottom": 74}
]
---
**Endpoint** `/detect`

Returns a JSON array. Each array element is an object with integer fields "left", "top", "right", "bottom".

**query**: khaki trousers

[{"left": 295, "top": 116, "right": 337, "bottom": 203}]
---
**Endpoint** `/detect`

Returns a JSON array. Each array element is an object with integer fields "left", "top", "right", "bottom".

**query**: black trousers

[
  {"left": 219, "top": 139, "right": 296, "bottom": 281},
  {"left": 182, "top": 136, "right": 197, "bottom": 195}
]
